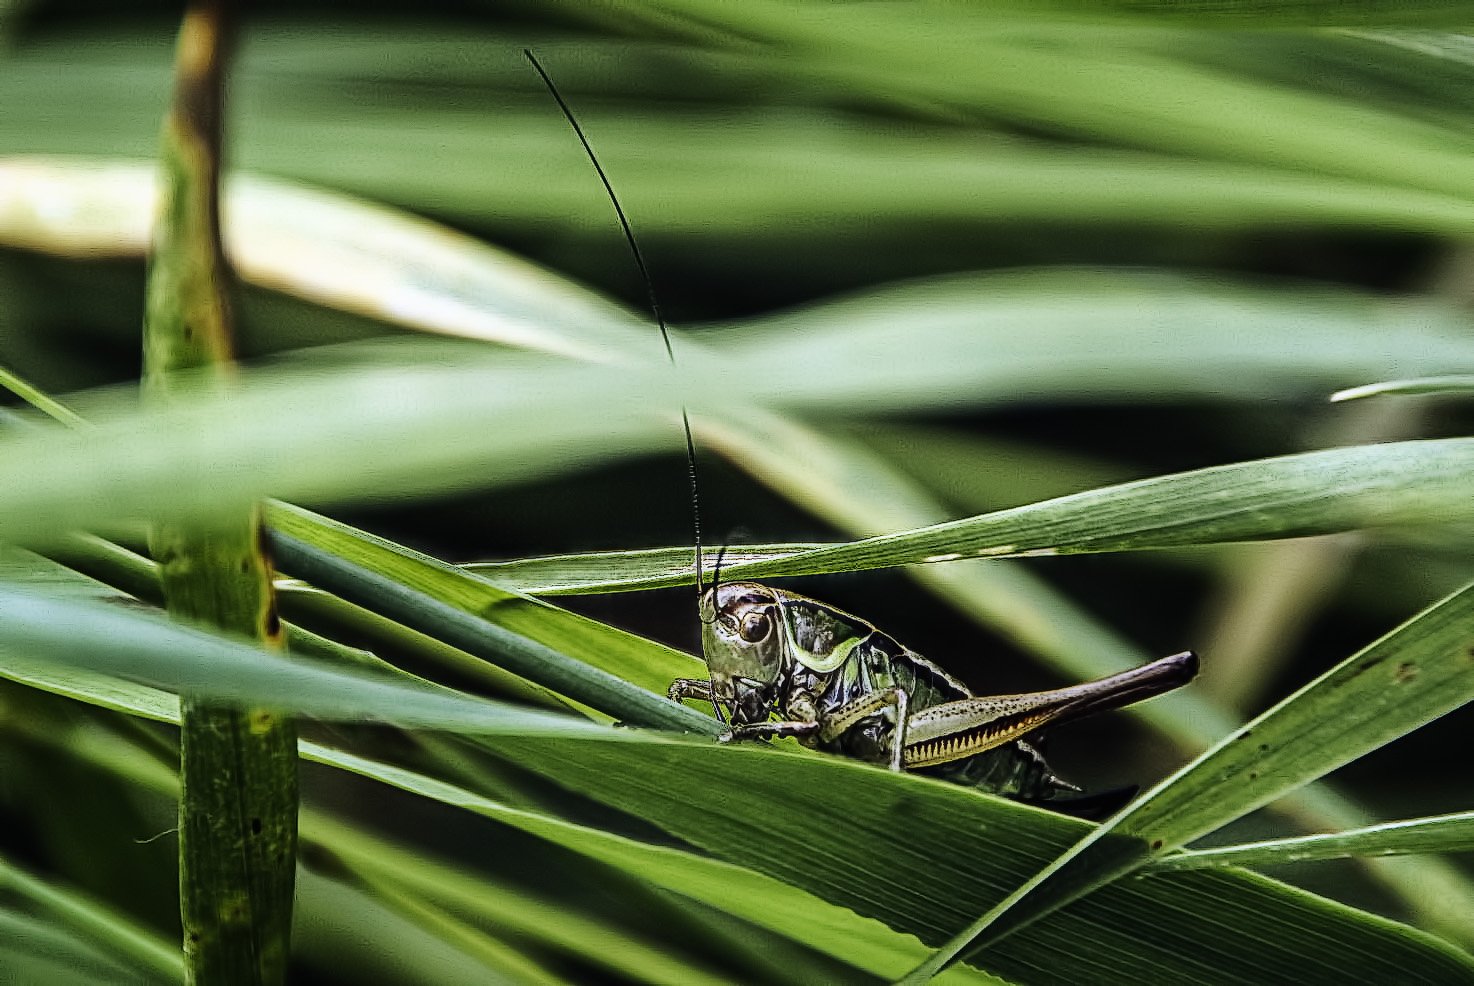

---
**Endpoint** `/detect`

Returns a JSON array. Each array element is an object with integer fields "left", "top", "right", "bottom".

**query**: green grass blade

[
  {"left": 0, "top": 909, "right": 156, "bottom": 986},
  {"left": 641, "top": 4, "right": 1474, "bottom": 201},
  {"left": 1333, "top": 374, "right": 1474, "bottom": 401},
  {"left": 0, "top": 352, "right": 687, "bottom": 549},
  {"left": 291, "top": 868, "right": 530, "bottom": 986},
  {"left": 714, "top": 438, "right": 1474, "bottom": 582},
  {"left": 712, "top": 270, "right": 1474, "bottom": 410},
  {"left": 0, "top": 583, "right": 652, "bottom": 741},
  {"left": 464, "top": 545, "right": 818, "bottom": 596},
  {"left": 264, "top": 523, "right": 716, "bottom": 734},
  {"left": 310, "top": 816, "right": 746, "bottom": 986},
  {"left": 304, "top": 768, "right": 1007, "bottom": 986},
  {"left": 266, "top": 501, "right": 704, "bottom": 699},
  {"left": 480, "top": 439, "right": 1474, "bottom": 590},
  {"left": 903, "top": 577, "right": 1474, "bottom": 979},
  {"left": 1154, "top": 811, "right": 1474, "bottom": 872},
  {"left": 0, "top": 853, "right": 182, "bottom": 982}
]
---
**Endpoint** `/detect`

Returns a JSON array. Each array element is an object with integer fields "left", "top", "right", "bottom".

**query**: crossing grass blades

[{"left": 526, "top": 51, "right": 1199, "bottom": 817}]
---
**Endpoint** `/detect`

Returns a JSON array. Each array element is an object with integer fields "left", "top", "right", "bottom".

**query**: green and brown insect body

[{"left": 669, "top": 579, "right": 1199, "bottom": 807}]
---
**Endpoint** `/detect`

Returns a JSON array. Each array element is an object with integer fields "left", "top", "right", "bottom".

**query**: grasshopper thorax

[{"left": 700, "top": 581, "right": 786, "bottom": 725}]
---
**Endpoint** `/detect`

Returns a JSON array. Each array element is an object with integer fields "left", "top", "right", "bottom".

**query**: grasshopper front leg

[
  {"left": 668, "top": 678, "right": 714, "bottom": 704},
  {"left": 669, "top": 677, "right": 821, "bottom": 741},
  {"left": 722, "top": 720, "right": 822, "bottom": 742}
]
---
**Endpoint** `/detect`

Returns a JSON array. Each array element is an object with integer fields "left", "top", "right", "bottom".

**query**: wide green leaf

[
  {"left": 905, "top": 577, "right": 1474, "bottom": 978},
  {"left": 4, "top": 649, "right": 1466, "bottom": 985},
  {"left": 491, "top": 738, "right": 1473, "bottom": 985}
]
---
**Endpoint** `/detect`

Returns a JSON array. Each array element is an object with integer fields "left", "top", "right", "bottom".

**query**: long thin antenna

[{"left": 525, "top": 49, "right": 707, "bottom": 605}]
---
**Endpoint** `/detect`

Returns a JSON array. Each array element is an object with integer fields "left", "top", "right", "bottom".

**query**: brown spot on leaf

[{"left": 1394, "top": 661, "right": 1418, "bottom": 684}]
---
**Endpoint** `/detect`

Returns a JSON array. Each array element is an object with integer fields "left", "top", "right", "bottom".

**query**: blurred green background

[{"left": 3, "top": 1, "right": 1474, "bottom": 981}]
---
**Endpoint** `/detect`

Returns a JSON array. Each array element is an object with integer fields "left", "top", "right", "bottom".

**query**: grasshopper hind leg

[{"left": 819, "top": 687, "right": 910, "bottom": 771}]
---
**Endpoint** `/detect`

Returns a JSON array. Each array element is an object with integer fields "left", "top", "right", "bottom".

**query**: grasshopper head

[{"left": 700, "top": 581, "right": 785, "bottom": 725}]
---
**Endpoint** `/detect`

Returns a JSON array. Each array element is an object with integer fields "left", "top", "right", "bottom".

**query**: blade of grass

[
  {"left": 0, "top": 909, "right": 156, "bottom": 986},
  {"left": 327, "top": 874, "right": 564, "bottom": 986},
  {"left": 310, "top": 815, "right": 743, "bottom": 986},
  {"left": 0, "top": 853, "right": 183, "bottom": 982},
  {"left": 0, "top": 583, "right": 664, "bottom": 740},
  {"left": 263, "top": 524, "right": 717, "bottom": 734},
  {"left": 2, "top": 661, "right": 1001, "bottom": 984},
  {"left": 1153, "top": 811, "right": 1474, "bottom": 872},
  {"left": 266, "top": 501, "right": 703, "bottom": 697},
  {"left": 714, "top": 438, "right": 1474, "bottom": 582},
  {"left": 1333, "top": 374, "right": 1474, "bottom": 401},
  {"left": 474, "top": 438, "right": 1474, "bottom": 592}
]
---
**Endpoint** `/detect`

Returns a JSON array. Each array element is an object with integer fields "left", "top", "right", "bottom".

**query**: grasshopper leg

[
  {"left": 667, "top": 678, "right": 713, "bottom": 703},
  {"left": 721, "top": 720, "right": 821, "bottom": 742},
  {"left": 819, "top": 687, "right": 910, "bottom": 771}
]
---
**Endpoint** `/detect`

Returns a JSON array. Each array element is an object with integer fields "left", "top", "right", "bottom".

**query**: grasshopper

[
  {"left": 669, "top": 579, "right": 1196, "bottom": 809},
  {"left": 527, "top": 51, "right": 1198, "bottom": 811}
]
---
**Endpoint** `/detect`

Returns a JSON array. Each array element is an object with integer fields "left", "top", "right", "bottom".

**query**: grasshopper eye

[{"left": 739, "top": 610, "right": 773, "bottom": 643}]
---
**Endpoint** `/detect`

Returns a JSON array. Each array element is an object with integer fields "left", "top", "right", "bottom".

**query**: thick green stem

[{"left": 144, "top": 3, "right": 298, "bottom": 982}]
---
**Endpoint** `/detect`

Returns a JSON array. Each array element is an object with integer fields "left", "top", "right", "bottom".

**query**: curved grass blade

[
  {"left": 1153, "top": 811, "right": 1474, "bottom": 872},
  {"left": 480, "top": 438, "right": 1474, "bottom": 591},
  {"left": 644, "top": 3, "right": 1474, "bottom": 202},
  {"left": 3, "top": 658, "right": 1000, "bottom": 984},
  {"left": 902, "top": 577, "right": 1474, "bottom": 980},
  {"left": 310, "top": 817, "right": 748, "bottom": 986},
  {"left": 0, "top": 374, "right": 576, "bottom": 717},
  {"left": 0, "top": 853, "right": 182, "bottom": 983},
  {"left": 712, "top": 437, "right": 1474, "bottom": 583},
  {"left": 4, "top": 161, "right": 1474, "bottom": 379},
  {"left": 1332, "top": 374, "right": 1474, "bottom": 401},
  {"left": 266, "top": 501, "right": 705, "bottom": 698},
  {"left": 0, "top": 351, "right": 692, "bottom": 551},
  {"left": 464, "top": 544, "right": 818, "bottom": 596},
  {"left": 0, "top": 910, "right": 157, "bottom": 986},
  {"left": 264, "top": 521, "right": 717, "bottom": 734},
  {"left": 0, "top": 583, "right": 658, "bottom": 741},
  {"left": 711, "top": 270, "right": 1474, "bottom": 412}
]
